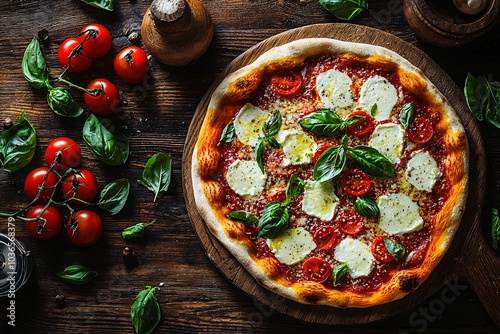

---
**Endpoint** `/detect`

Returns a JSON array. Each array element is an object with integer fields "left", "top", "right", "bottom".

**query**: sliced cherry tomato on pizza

[
  {"left": 270, "top": 70, "right": 303, "bottom": 97},
  {"left": 302, "top": 257, "right": 332, "bottom": 283},
  {"left": 346, "top": 111, "right": 374, "bottom": 138},
  {"left": 340, "top": 169, "right": 371, "bottom": 196},
  {"left": 336, "top": 210, "right": 364, "bottom": 236},
  {"left": 312, "top": 226, "right": 338, "bottom": 251},
  {"left": 407, "top": 117, "right": 433, "bottom": 144},
  {"left": 371, "top": 236, "right": 394, "bottom": 263}
]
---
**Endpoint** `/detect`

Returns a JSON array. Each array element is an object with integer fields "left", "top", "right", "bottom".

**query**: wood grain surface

[{"left": 0, "top": 1, "right": 499, "bottom": 333}]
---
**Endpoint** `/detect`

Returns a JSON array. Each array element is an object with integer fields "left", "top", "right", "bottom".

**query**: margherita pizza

[{"left": 191, "top": 38, "right": 468, "bottom": 307}]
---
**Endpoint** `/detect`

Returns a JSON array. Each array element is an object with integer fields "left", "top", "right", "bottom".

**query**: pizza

[{"left": 191, "top": 38, "right": 468, "bottom": 308}]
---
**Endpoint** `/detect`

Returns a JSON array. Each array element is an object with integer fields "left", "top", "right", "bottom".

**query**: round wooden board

[{"left": 182, "top": 23, "right": 499, "bottom": 325}]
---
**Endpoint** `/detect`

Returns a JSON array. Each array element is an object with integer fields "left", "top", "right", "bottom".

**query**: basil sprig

[
  {"left": 399, "top": 103, "right": 414, "bottom": 128},
  {"left": 299, "top": 109, "right": 363, "bottom": 136},
  {"left": 131, "top": 286, "right": 161, "bottom": 334},
  {"left": 98, "top": 178, "right": 130, "bottom": 215},
  {"left": 319, "top": 0, "right": 368, "bottom": 21},
  {"left": 332, "top": 263, "right": 348, "bottom": 286},
  {"left": 384, "top": 238, "right": 406, "bottom": 262},
  {"left": 492, "top": 208, "right": 500, "bottom": 250},
  {"left": 218, "top": 122, "right": 235, "bottom": 145},
  {"left": 354, "top": 197, "right": 379, "bottom": 217},
  {"left": 0, "top": 111, "right": 36, "bottom": 173},
  {"left": 47, "top": 87, "right": 84, "bottom": 117},
  {"left": 81, "top": 0, "right": 114, "bottom": 11},
  {"left": 57, "top": 264, "right": 98, "bottom": 285},
  {"left": 464, "top": 73, "right": 500, "bottom": 127},
  {"left": 255, "top": 112, "right": 282, "bottom": 173},
  {"left": 227, "top": 210, "right": 258, "bottom": 225},
  {"left": 122, "top": 220, "right": 155, "bottom": 239},
  {"left": 83, "top": 114, "right": 130, "bottom": 165},
  {"left": 138, "top": 152, "right": 172, "bottom": 202},
  {"left": 258, "top": 173, "right": 304, "bottom": 238},
  {"left": 22, "top": 38, "right": 49, "bottom": 89}
]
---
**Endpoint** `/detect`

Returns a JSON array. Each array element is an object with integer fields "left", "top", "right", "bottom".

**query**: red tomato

[
  {"left": 61, "top": 169, "right": 98, "bottom": 204},
  {"left": 336, "top": 210, "right": 364, "bottom": 236},
  {"left": 25, "top": 205, "right": 62, "bottom": 241},
  {"left": 371, "top": 236, "right": 394, "bottom": 263},
  {"left": 84, "top": 78, "right": 120, "bottom": 115},
  {"left": 114, "top": 46, "right": 149, "bottom": 84},
  {"left": 346, "top": 111, "right": 374, "bottom": 138},
  {"left": 312, "top": 226, "right": 338, "bottom": 251},
  {"left": 78, "top": 23, "right": 112, "bottom": 58},
  {"left": 270, "top": 70, "right": 303, "bottom": 97},
  {"left": 44, "top": 137, "right": 81, "bottom": 171},
  {"left": 302, "top": 257, "right": 332, "bottom": 283},
  {"left": 24, "top": 167, "right": 59, "bottom": 203},
  {"left": 66, "top": 210, "right": 103, "bottom": 246},
  {"left": 340, "top": 169, "right": 371, "bottom": 196},
  {"left": 58, "top": 37, "right": 93, "bottom": 72},
  {"left": 407, "top": 117, "right": 433, "bottom": 144}
]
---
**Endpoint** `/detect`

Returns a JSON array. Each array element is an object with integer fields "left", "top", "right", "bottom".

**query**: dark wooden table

[{"left": 0, "top": 0, "right": 499, "bottom": 333}]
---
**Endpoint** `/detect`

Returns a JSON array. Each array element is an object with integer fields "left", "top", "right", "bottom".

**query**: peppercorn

[{"left": 122, "top": 246, "right": 137, "bottom": 265}]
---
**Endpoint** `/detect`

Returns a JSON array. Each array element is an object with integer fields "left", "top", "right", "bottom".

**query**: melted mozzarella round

[
  {"left": 234, "top": 103, "right": 270, "bottom": 147},
  {"left": 405, "top": 151, "right": 442, "bottom": 192},
  {"left": 302, "top": 180, "right": 339, "bottom": 221},
  {"left": 316, "top": 69, "right": 354, "bottom": 111},
  {"left": 276, "top": 129, "right": 316, "bottom": 166},
  {"left": 377, "top": 192, "right": 424, "bottom": 235},
  {"left": 267, "top": 227, "right": 316, "bottom": 265},
  {"left": 334, "top": 238, "right": 375, "bottom": 278},
  {"left": 226, "top": 160, "right": 267, "bottom": 198},
  {"left": 359, "top": 75, "right": 398, "bottom": 121},
  {"left": 369, "top": 123, "right": 405, "bottom": 164}
]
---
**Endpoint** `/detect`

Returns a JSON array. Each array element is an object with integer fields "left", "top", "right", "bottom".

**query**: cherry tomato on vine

[
  {"left": 78, "top": 23, "right": 112, "bottom": 58},
  {"left": 25, "top": 205, "right": 62, "bottom": 241},
  {"left": 58, "top": 37, "right": 93, "bottom": 72},
  {"left": 114, "top": 46, "right": 149, "bottom": 84},
  {"left": 61, "top": 169, "right": 98, "bottom": 204},
  {"left": 84, "top": 78, "right": 120, "bottom": 115},
  {"left": 407, "top": 117, "right": 433, "bottom": 144},
  {"left": 371, "top": 236, "right": 394, "bottom": 263},
  {"left": 24, "top": 167, "right": 59, "bottom": 203},
  {"left": 44, "top": 137, "right": 81, "bottom": 171},
  {"left": 270, "top": 70, "right": 303, "bottom": 97},
  {"left": 346, "top": 111, "right": 374, "bottom": 138},
  {"left": 336, "top": 210, "right": 364, "bottom": 236},
  {"left": 311, "top": 225, "right": 338, "bottom": 251},
  {"left": 302, "top": 257, "right": 332, "bottom": 283},
  {"left": 340, "top": 169, "right": 371, "bottom": 197},
  {"left": 66, "top": 210, "right": 103, "bottom": 246}
]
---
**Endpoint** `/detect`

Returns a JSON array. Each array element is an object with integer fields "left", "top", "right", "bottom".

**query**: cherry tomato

[
  {"left": 346, "top": 111, "right": 374, "bottom": 138},
  {"left": 25, "top": 205, "right": 62, "bottom": 241},
  {"left": 114, "top": 46, "right": 149, "bottom": 84},
  {"left": 24, "top": 167, "right": 59, "bottom": 203},
  {"left": 61, "top": 169, "right": 98, "bottom": 204},
  {"left": 340, "top": 169, "right": 371, "bottom": 196},
  {"left": 66, "top": 210, "right": 103, "bottom": 246},
  {"left": 84, "top": 78, "right": 120, "bottom": 115},
  {"left": 58, "top": 37, "right": 93, "bottom": 72},
  {"left": 78, "top": 23, "right": 112, "bottom": 58},
  {"left": 302, "top": 257, "right": 332, "bottom": 283},
  {"left": 407, "top": 117, "right": 433, "bottom": 144},
  {"left": 44, "top": 137, "right": 81, "bottom": 171},
  {"left": 336, "top": 210, "right": 364, "bottom": 236},
  {"left": 371, "top": 236, "right": 394, "bottom": 263},
  {"left": 312, "top": 226, "right": 338, "bottom": 251},
  {"left": 270, "top": 70, "right": 303, "bottom": 97}
]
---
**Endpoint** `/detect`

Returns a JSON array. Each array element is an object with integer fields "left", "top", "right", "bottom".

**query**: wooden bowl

[{"left": 403, "top": 0, "right": 500, "bottom": 47}]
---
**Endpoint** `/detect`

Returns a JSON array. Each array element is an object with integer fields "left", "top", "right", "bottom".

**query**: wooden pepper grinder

[{"left": 141, "top": 0, "right": 213, "bottom": 66}]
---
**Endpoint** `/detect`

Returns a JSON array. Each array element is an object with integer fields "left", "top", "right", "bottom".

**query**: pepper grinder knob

[{"left": 141, "top": 0, "right": 213, "bottom": 66}]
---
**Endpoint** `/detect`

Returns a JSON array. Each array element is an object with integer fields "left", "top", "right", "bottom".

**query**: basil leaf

[
  {"left": 370, "top": 103, "right": 378, "bottom": 117},
  {"left": 83, "top": 114, "right": 130, "bottom": 165},
  {"left": 22, "top": 38, "right": 49, "bottom": 89},
  {"left": 122, "top": 220, "right": 155, "bottom": 239},
  {"left": 283, "top": 173, "right": 304, "bottom": 207},
  {"left": 299, "top": 109, "right": 344, "bottom": 136},
  {"left": 255, "top": 137, "right": 265, "bottom": 173},
  {"left": 131, "top": 286, "right": 161, "bottom": 334},
  {"left": 399, "top": 102, "right": 414, "bottom": 128},
  {"left": 262, "top": 111, "right": 282, "bottom": 137},
  {"left": 313, "top": 145, "right": 346, "bottom": 182},
  {"left": 0, "top": 111, "right": 36, "bottom": 173},
  {"left": 483, "top": 80, "right": 500, "bottom": 128},
  {"left": 319, "top": 0, "right": 368, "bottom": 21},
  {"left": 354, "top": 197, "right": 379, "bottom": 217},
  {"left": 264, "top": 136, "right": 280, "bottom": 148},
  {"left": 348, "top": 146, "right": 395, "bottom": 178},
  {"left": 218, "top": 122, "right": 235, "bottom": 145},
  {"left": 137, "top": 152, "right": 172, "bottom": 202},
  {"left": 384, "top": 238, "right": 405, "bottom": 262},
  {"left": 57, "top": 264, "right": 98, "bottom": 285},
  {"left": 492, "top": 208, "right": 500, "bottom": 250},
  {"left": 81, "top": 0, "right": 114, "bottom": 11},
  {"left": 98, "top": 178, "right": 130, "bottom": 215},
  {"left": 332, "top": 263, "right": 347, "bottom": 286},
  {"left": 227, "top": 210, "right": 258, "bottom": 225},
  {"left": 344, "top": 115, "right": 365, "bottom": 128},
  {"left": 258, "top": 202, "right": 289, "bottom": 239},
  {"left": 47, "top": 87, "right": 84, "bottom": 117},
  {"left": 464, "top": 73, "right": 487, "bottom": 121}
]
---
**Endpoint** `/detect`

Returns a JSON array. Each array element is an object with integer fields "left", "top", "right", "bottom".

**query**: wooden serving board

[{"left": 182, "top": 23, "right": 499, "bottom": 325}]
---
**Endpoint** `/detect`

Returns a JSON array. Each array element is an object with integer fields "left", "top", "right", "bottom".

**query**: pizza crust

[{"left": 192, "top": 38, "right": 468, "bottom": 308}]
